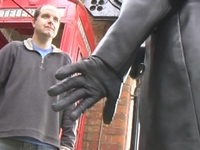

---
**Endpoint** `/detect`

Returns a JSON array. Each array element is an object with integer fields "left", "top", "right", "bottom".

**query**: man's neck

[{"left": 32, "top": 35, "right": 52, "bottom": 49}]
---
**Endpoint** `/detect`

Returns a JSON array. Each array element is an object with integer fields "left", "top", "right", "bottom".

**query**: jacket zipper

[{"left": 40, "top": 58, "right": 44, "bottom": 69}]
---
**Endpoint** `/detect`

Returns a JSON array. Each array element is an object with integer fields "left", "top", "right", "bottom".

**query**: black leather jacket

[{"left": 93, "top": 0, "right": 200, "bottom": 149}]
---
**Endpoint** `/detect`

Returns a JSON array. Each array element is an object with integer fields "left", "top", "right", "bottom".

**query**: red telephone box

[{"left": 0, "top": 0, "right": 95, "bottom": 149}]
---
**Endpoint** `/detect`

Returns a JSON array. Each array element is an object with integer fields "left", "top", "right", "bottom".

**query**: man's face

[{"left": 32, "top": 5, "right": 61, "bottom": 39}]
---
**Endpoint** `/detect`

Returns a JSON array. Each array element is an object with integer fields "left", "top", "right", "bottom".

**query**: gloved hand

[{"left": 48, "top": 56, "right": 123, "bottom": 124}]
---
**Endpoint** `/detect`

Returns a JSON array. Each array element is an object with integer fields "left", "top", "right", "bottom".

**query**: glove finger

[
  {"left": 52, "top": 88, "right": 89, "bottom": 111},
  {"left": 55, "top": 61, "right": 85, "bottom": 80},
  {"left": 48, "top": 75, "right": 86, "bottom": 96},
  {"left": 103, "top": 97, "right": 119, "bottom": 124},
  {"left": 103, "top": 83, "right": 122, "bottom": 124},
  {"left": 69, "top": 97, "right": 99, "bottom": 121}
]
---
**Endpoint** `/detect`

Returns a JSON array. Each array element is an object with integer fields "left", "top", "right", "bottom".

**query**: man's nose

[{"left": 48, "top": 17, "right": 54, "bottom": 24}]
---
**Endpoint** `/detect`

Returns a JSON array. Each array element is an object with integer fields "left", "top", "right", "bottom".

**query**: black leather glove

[{"left": 48, "top": 56, "right": 123, "bottom": 124}]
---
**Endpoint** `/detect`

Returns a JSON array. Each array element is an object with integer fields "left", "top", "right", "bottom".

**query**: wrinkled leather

[
  {"left": 93, "top": 0, "right": 200, "bottom": 149},
  {"left": 92, "top": 0, "right": 172, "bottom": 79}
]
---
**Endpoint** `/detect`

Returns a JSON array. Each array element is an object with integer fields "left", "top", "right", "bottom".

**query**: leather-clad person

[{"left": 48, "top": 0, "right": 200, "bottom": 149}]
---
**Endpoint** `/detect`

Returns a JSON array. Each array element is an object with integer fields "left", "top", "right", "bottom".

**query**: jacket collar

[{"left": 23, "top": 38, "right": 63, "bottom": 53}]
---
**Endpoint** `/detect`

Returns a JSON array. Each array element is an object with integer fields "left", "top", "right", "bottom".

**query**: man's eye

[
  {"left": 42, "top": 14, "right": 49, "bottom": 18},
  {"left": 54, "top": 18, "right": 59, "bottom": 22}
]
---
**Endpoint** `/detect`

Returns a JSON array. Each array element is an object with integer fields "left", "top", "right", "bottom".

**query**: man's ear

[{"left": 32, "top": 19, "right": 36, "bottom": 28}]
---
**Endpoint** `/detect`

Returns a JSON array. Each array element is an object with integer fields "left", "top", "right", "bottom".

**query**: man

[
  {"left": 48, "top": 0, "right": 200, "bottom": 150},
  {"left": 0, "top": 4, "right": 76, "bottom": 150}
]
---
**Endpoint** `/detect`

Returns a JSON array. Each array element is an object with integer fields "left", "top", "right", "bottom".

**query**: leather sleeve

[{"left": 92, "top": 0, "right": 173, "bottom": 80}]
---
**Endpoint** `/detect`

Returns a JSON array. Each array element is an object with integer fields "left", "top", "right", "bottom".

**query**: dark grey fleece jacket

[{"left": 0, "top": 38, "right": 76, "bottom": 149}]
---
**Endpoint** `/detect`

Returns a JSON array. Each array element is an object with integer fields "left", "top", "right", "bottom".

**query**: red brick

[
  {"left": 100, "top": 143, "right": 111, "bottom": 150},
  {"left": 112, "top": 136, "right": 126, "bottom": 145},
  {"left": 116, "top": 105, "right": 129, "bottom": 114},
  {"left": 87, "top": 141, "right": 99, "bottom": 150},
  {"left": 103, "top": 127, "right": 125, "bottom": 135},
  {"left": 87, "top": 133, "right": 100, "bottom": 141},
  {"left": 112, "top": 119, "right": 127, "bottom": 128},
  {"left": 110, "top": 144, "right": 124, "bottom": 150}
]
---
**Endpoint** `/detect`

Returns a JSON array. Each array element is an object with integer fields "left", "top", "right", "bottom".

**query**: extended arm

[{"left": 48, "top": 0, "right": 180, "bottom": 124}]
